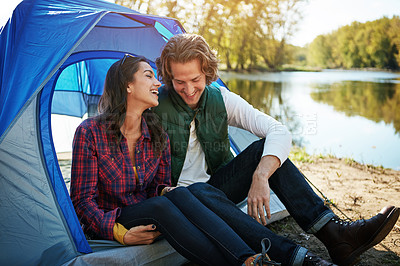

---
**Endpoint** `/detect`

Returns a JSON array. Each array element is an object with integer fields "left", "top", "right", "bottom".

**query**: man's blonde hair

[{"left": 156, "top": 34, "right": 219, "bottom": 87}]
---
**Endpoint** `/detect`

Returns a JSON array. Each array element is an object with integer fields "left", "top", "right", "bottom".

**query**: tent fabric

[
  {"left": 0, "top": 98, "right": 78, "bottom": 265},
  {"left": 0, "top": 0, "right": 186, "bottom": 264},
  {"left": 0, "top": 0, "right": 184, "bottom": 139},
  {"left": 0, "top": 0, "right": 287, "bottom": 264}
]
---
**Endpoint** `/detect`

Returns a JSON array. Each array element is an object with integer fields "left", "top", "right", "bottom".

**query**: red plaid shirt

[{"left": 70, "top": 116, "right": 171, "bottom": 240}]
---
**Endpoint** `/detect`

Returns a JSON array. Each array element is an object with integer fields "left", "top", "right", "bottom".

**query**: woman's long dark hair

[{"left": 98, "top": 55, "right": 166, "bottom": 157}]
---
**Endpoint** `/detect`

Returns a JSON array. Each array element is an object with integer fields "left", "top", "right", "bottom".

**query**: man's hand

[
  {"left": 123, "top": 224, "right": 161, "bottom": 245},
  {"left": 247, "top": 155, "right": 280, "bottom": 225},
  {"left": 248, "top": 177, "right": 271, "bottom": 225}
]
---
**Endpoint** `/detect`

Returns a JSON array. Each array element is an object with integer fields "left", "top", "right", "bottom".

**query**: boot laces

[
  {"left": 253, "top": 238, "right": 281, "bottom": 266},
  {"left": 331, "top": 216, "right": 355, "bottom": 226}
]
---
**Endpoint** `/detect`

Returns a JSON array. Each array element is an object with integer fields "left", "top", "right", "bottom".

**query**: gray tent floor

[{"left": 64, "top": 239, "right": 187, "bottom": 266}]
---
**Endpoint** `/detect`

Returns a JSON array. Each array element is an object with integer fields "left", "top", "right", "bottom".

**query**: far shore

[{"left": 218, "top": 66, "right": 400, "bottom": 74}]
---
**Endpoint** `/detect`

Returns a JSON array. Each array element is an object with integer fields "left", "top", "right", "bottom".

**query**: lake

[
  {"left": 220, "top": 70, "right": 400, "bottom": 170},
  {"left": 52, "top": 70, "right": 400, "bottom": 170}
]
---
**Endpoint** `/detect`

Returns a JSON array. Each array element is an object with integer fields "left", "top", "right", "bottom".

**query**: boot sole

[{"left": 341, "top": 207, "right": 400, "bottom": 266}]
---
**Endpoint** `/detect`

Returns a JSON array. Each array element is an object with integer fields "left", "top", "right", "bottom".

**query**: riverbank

[
  {"left": 272, "top": 148, "right": 400, "bottom": 265},
  {"left": 58, "top": 150, "right": 400, "bottom": 264}
]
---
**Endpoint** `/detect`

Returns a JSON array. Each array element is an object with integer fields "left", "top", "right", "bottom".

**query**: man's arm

[
  {"left": 220, "top": 86, "right": 292, "bottom": 224},
  {"left": 220, "top": 86, "right": 292, "bottom": 165}
]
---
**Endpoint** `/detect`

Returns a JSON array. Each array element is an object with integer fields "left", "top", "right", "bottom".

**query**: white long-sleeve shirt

[{"left": 177, "top": 86, "right": 292, "bottom": 187}]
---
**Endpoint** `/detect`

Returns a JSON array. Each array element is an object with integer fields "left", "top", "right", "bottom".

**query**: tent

[{"left": 0, "top": 0, "right": 288, "bottom": 265}]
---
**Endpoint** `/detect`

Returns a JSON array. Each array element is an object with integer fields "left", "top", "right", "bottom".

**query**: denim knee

[
  {"left": 188, "top": 182, "right": 230, "bottom": 202},
  {"left": 188, "top": 182, "right": 220, "bottom": 195},
  {"left": 188, "top": 182, "right": 214, "bottom": 192},
  {"left": 165, "top": 186, "right": 199, "bottom": 204},
  {"left": 146, "top": 196, "right": 175, "bottom": 218}
]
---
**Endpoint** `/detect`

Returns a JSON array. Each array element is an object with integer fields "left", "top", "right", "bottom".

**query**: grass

[
  {"left": 289, "top": 146, "right": 338, "bottom": 164},
  {"left": 289, "top": 146, "right": 387, "bottom": 173},
  {"left": 342, "top": 156, "right": 386, "bottom": 174},
  {"left": 289, "top": 146, "right": 314, "bottom": 163}
]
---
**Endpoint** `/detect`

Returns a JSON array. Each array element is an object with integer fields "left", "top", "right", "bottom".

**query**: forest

[
  {"left": 116, "top": 0, "right": 400, "bottom": 71},
  {"left": 307, "top": 16, "right": 400, "bottom": 70},
  {"left": 116, "top": 0, "right": 305, "bottom": 70}
]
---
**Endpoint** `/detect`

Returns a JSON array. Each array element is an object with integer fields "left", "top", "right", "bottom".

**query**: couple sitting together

[{"left": 70, "top": 34, "right": 399, "bottom": 266}]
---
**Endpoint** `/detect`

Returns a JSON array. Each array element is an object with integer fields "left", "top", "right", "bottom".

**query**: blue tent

[
  {"left": 0, "top": 0, "right": 189, "bottom": 265},
  {"left": 0, "top": 0, "right": 288, "bottom": 265}
]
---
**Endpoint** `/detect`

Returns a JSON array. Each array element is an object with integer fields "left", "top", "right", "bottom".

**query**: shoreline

[{"left": 218, "top": 67, "right": 400, "bottom": 74}]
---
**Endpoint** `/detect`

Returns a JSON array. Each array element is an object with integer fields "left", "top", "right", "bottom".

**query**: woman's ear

[{"left": 127, "top": 83, "right": 134, "bottom": 94}]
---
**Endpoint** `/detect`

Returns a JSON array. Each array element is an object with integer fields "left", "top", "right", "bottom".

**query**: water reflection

[
  {"left": 221, "top": 71, "right": 400, "bottom": 169},
  {"left": 310, "top": 81, "right": 400, "bottom": 134},
  {"left": 225, "top": 79, "right": 305, "bottom": 146}
]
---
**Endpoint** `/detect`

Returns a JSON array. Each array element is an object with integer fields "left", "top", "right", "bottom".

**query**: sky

[
  {"left": 1, "top": 0, "right": 400, "bottom": 46},
  {"left": 291, "top": 0, "right": 400, "bottom": 46}
]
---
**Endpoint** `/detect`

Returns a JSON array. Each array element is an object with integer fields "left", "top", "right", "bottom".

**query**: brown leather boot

[{"left": 315, "top": 206, "right": 399, "bottom": 266}]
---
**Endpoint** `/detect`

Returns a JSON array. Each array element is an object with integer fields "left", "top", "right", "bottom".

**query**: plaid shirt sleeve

[
  {"left": 146, "top": 135, "right": 172, "bottom": 198},
  {"left": 70, "top": 121, "right": 119, "bottom": 240}
]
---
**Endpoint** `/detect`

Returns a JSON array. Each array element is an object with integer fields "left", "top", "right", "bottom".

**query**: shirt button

[
  {"left": 111, "top": 157, "right": 114, "bottom": 161},
  {"left": 136, "top": 150, "right": 140, "bottom": 154},
  {"left": 137, "top": 166, "right": 140, "bottom": 170},
  {"left": 128, "top": 192, "right": 133, "bottom": 196}
]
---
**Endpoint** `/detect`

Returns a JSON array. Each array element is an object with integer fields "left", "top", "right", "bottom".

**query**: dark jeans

[
  {"left": 200, "top": 138, "right": 334, "bottom": 265},
  {"left": 117, "top": 187, "right": 255, "bottom": 266}
]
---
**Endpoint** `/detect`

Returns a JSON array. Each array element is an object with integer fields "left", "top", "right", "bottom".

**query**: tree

[
  {"left": 116, "top": 0, "right": 305, "bottom": 71},
  {"left": 308, "top": 35, "right": 333, "bottom": 68},
  {"left": 307, "top": 16, "right": 400, "bottom": 70}
]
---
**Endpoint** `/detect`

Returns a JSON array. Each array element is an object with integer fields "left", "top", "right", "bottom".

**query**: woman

[{"left": 70, "top": 55, "right": 277, "bottom": 266}]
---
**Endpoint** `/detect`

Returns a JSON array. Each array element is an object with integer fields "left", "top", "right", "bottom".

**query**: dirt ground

[{"left": 268, "top": 157, "right": 400, "bottom": 265}]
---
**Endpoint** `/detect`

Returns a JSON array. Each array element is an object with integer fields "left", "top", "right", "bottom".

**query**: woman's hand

[
  {"left": 161, "top": 186, "right": 177, "bottom": 195},
  {"left": 165, "top": 186, "right": 177, "bottom": 193},
  {"left": 123, "top": 224, "right": 161, "bottom": 245}
]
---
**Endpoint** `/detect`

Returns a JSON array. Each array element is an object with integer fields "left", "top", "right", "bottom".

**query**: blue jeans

[
  {"left": 199, "top": 138, "right": 335, "bottom": 265},
  {"left": 117, "top": 187, "right": 255, "bottom": 266}
]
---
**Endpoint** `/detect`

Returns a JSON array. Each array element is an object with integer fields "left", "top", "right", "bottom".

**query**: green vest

[{"left": 154, "top": 84, "right": 234, "bottom": 185}]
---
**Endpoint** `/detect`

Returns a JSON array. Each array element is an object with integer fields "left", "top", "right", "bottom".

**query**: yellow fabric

[
  {"left": 133, "top": 166, "right": 139, "bottom": 183},
  {"left": 160, "top": 187, "right": 168, "bottom": 196},
  {"left": 113, "top": 223, "right": 129, "bottom": 245}
]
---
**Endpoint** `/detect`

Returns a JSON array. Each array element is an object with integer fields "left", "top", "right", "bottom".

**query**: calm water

[{"left": 220, "top": 70, "right": 400, "bottom": 170}]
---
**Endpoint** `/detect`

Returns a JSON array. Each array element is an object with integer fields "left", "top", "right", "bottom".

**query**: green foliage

[
  {"left": 289, "top": 146, "right": 314, "bottom": 163},
  {"left": 308, "top": 35, "right": 334, "bottom": 67},
  {"left": 284, "top": 44, "right": 307, "bottom": 66},
  {"left": 115, "top": 0, "right": 305, "bottom": 71},
  {"left": 307, "top": 16, "right": 400, "bottom": 70}
]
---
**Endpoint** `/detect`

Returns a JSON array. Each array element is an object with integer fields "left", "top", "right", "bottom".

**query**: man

[{"left": 153, "top": 33, "right": 399, "bottom": 265}]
